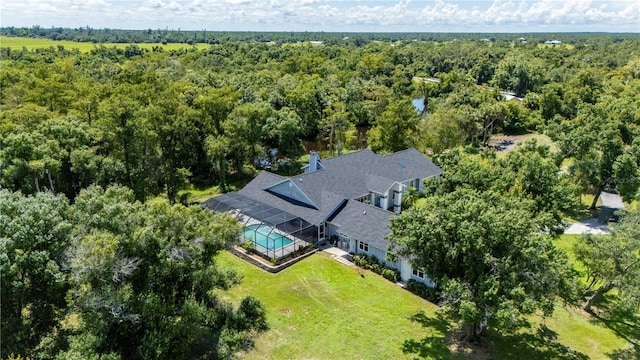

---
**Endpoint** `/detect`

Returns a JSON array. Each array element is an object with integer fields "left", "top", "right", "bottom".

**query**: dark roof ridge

[
  {"left": 319, "top": 148, "right": 374, "bottom": 161},
  {"left": 381, "top": 147, "right": 421, "bottom": 157}
]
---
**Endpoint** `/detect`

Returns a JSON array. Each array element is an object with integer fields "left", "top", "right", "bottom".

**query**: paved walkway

[
  {"left": 564, "top": 191, "right": 625, "bottom": 235},
  {"left": 564, "top": 218, "right": 610, "bottom": 235},
  {"left": 319, "top": 244, "right": 354, "bottom": 267}
]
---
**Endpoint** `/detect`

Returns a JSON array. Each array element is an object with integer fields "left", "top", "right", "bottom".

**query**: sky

[{"left": 0, "top": 0, "right": 638, "bottom": 33}]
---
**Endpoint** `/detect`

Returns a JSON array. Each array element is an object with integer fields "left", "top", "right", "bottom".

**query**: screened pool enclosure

[{"left": 203, "top": 193, "right": 317, "bottom": 260}]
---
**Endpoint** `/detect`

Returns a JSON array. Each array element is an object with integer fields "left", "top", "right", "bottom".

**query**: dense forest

[
  {"left": 1, "top": 31, "right": 640, "bottom": 358},
  {"left": 2, "top": 32, "right": 638, "bottom": 203},
  {"left": 3, "top": 26, "right": 636, "bottom": 45}
]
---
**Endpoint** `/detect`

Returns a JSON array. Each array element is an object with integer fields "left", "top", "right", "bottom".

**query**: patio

[{"left": 203, "top": 192, "right": 317, "bottom": 260}]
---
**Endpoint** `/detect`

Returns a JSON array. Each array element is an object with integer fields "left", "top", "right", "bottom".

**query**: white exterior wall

[
  {"left": 328, "top": 221, "right": 435, "bottom": 287},
  {"left": 326, "top": 223, "right": 354, "bottom": 250},
  {"left": 400, "top": 260, "right": 413, "bottom": 282},
  {"left": 353, "top": 242, "right": 387, "bottom": 264},
  {"left": 380, "top": 193, "right": 389, "bottom": 210},
  {"left": 400, "top": 259, "right": 435, "bottom": 288},
  {"left": 391, "top": 183, "right": 404, "bottom": 213}
]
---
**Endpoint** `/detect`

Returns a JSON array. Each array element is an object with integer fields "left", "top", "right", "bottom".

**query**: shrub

[
  {"left": 217, "top": 328, "right": 253, "bottom": 360},
  {"left": 353, "top": 253, "right": 400, "bottom": 283},
  {"left": 371, "top": 263, "right": 384, "bottom": 274},
  {"left": 406, "top": 279, "right": 440, "bottom": 303},
  {"left": 382, "top": 268, "right": 400, "bottom": 282},
  {"left": 241, "top": 239, "right": 254, "bottom": 253},
  {"left": 353, "top": 253, "right": 366, "bottom": 267},
  {"left": 235, "top": 296, "right": 268, "bottom": 331}
]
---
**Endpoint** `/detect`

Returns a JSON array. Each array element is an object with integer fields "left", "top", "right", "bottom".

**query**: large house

[{"left": 203, "top": 148, "right": 442, "bottom": 285}]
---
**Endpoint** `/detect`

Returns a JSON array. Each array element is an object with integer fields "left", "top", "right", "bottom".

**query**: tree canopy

[
  {"left": 575, "top": 209, "right": 640, "bottom": 313},
  {"left": 1, "top": 187, "right": 267, "bottom": 359},
  {"left": 390, "top": 189, "right": 573, "bottom": 341}
]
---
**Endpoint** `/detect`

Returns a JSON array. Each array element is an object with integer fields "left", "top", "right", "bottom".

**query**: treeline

[
  {"left": 2, "top": 26, "right": 637, "bottom": 45},
  {"left": 1, "top": 186, "right": 268, "bottom": 359},
  {"left": 1, "top": 35, "right": 639, "bottom": 206}
]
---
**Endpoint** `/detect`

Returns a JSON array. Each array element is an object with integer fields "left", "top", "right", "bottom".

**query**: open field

[
  {"left": 216, "top": 251, "right": 634, "bottom": 359},
  {"left": 0, "top": 36, "right": 210, "bottom": 52}
]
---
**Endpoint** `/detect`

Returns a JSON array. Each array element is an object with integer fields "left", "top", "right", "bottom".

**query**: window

[
  {"left": 356, "top": 195, "right": 371, "bottom": 205},
  {"left": 412, "top": 268, "right": 425, "bottom": 279},
  {"left": 358, "top": 241, "right": 369, "bottom": 252},
  {"left": 318, "top": 223, "right": 325, "bottom": 239}
]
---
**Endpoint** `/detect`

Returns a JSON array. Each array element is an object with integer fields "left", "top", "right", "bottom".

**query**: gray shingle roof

[
  {"left": 365, "top": 174, "right": 394, "bottom": 194},
  {"left": 328, "top": 200, "right": 394, "bottom": 251},
  {"left": 235, "top": 171, "right": 346, "bottom": 225},
  {"left": 206, "top": 148, "right": 441, "bottom": 245},
  {"left": 291, "top": 148, "right": 442, "bottom": 204}
]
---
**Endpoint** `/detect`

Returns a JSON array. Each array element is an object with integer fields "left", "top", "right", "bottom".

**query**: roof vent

[
  {"left": 363, "top": 211, "right": 367, "bottom": 215},
  {"left": 398, "top": 161, "right": 406, "bottom": 168},
  {"left": 299, "top": 178, "right": 303, "bottom": 182}
]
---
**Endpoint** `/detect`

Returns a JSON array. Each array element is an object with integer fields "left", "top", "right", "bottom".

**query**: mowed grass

[
  {"left": 216, "top": 250, "right": 636, "bottom": 359},
  {"left": 550, "top": 235, "right": 638, "bottom": 358},
  {"left": 0, "top": 36, "right": 210, "bottom": 52},
  {"left": 491, "top": 304, "right": 632, "bottom": 359},
  {"left": 215, "top": 251, "right": 457, "bottom": 360},
  {"left": 178, "top": 184, "right": 221, "bottom": 204}
]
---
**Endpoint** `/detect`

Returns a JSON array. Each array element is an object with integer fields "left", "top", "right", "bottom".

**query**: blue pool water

[{"left": 244, "top": 224, "right": 294, "bottom": 250}]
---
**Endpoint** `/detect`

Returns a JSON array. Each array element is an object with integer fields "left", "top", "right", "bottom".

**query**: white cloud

[{"left": 0, "top": 0, "right": 637, "bottom": 32}]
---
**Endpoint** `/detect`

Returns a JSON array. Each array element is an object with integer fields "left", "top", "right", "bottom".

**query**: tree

[
  {"left": 0, "top": 131, "right": 62, "bottom": 194},
  {"left": 0, "top": 190, "right": 72, "bottom": 357},
  {"left": 97, "top": 95, "right": 161, "bottom": 201},
  {"left": 65, "top": 185, "right": 267, "bottom": 359},
  {"left": 194, "top": 86, "right": 240, "bottom": 135},
  {"left": 550, "top": 104, "right": 637, "bottom": 209},
  {"left": 501, "top": 140, "right": 581, "bottom": 233},
  {"left": 613, "top": 152, "right": 640, "bottom": 203},
  {"left": 320, "top": 95, "right": 358, "bottom": 155},
  {"left": 263, "top": 107, "right": 305, "bottom": 159},
  {"left": 433, "top": 143, "right": 579, "bottom": 234},
  {"left": 417, "top": 108, "right": 467, "bottom": 153},
  {"left": 37, "top": 117, "right": 93, "bottom": 198},
  {"left": 368, "top": 98, "right": 417, "bottom": 153},
  {"left": 390, "top": 189, "right": 572, "bottom": 341},
  {"left": 205, "top": 135, "right": 231, "bottom": 190},
  {"left": 223, "top": 101, "right": 272, "bottom": 174},
  {"left": 492, "top": 53, "right": 545, "bottom": 97},
  {"left": 575, "top": 209, "right": 640, "bottom": 313}
]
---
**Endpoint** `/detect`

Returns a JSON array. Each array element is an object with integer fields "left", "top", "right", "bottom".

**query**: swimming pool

[{"left": 244, "top": 224, "right": 294, "bottom": 251}]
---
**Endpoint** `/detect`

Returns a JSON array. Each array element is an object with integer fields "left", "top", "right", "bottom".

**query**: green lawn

[
  {"left": 216, "top": 252, "right": 457, "bottom": 360},
  {"left": 216, "top": 250, "right": 635, "bottom": 359},
  {"left": 563, "top": 194, "right": 602, "bottom": 223},
  {"left": 178, "top": 184, "right": 221, "bottom": 204},
  {"left": 553, "top": 234, "right": 583, "bottom": 271},
  {"left": 491, "top": 304, "right": 632, "bottom": 360},
  {"left": 0, "top": 36, "right": 210, "bottom": 52}
]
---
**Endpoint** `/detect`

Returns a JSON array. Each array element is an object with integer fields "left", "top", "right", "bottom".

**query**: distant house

[
  {"left": 204, "top": 148, "right": 442, "bottom": 286},
  {"left": 544, "top": 40, "right": 562, "bottom": 45}
]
